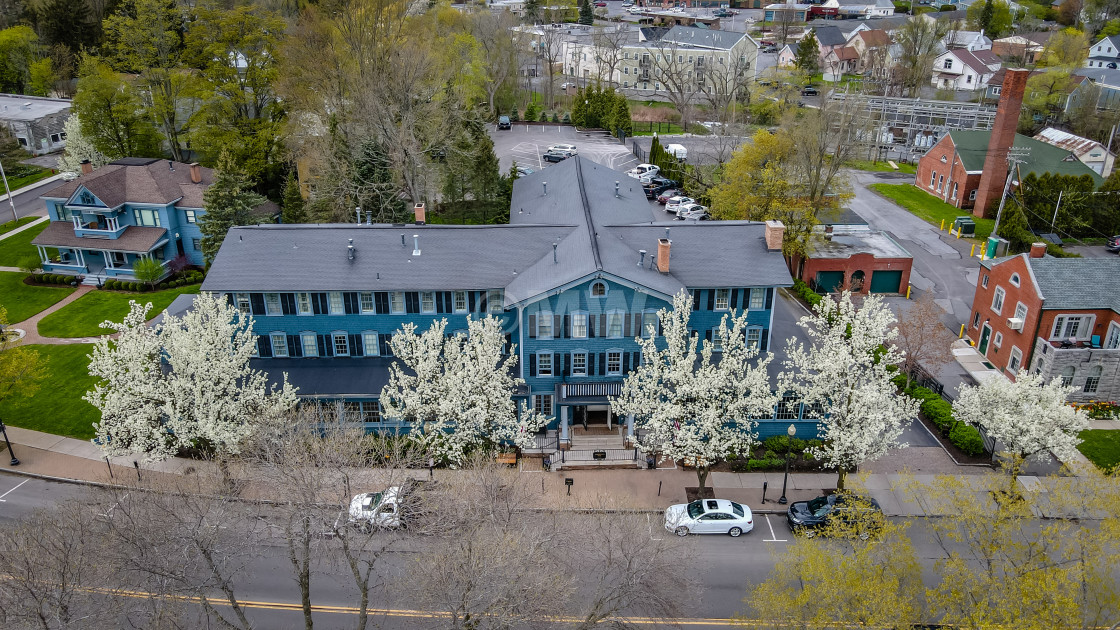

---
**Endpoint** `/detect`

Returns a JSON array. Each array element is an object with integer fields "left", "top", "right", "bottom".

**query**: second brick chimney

[
  {"left": 1029, "top": 242, "right": 1047, "bottom": 258},
  {"left": 189, "top": 162, "right": 202, "bottom": 184},
  {"left": 657, "top": 238, "right": 671, "bottom": 273},
  {"left": 974, "top": 69, "right": 1030, "bottom": 218},
  {"left": 414, "top": 202, "right": 426, "bottom": 225},
  {"left": 80, "top": 159, "right": 92, "bottom": 175},
  {"left": 764, "top": 220, "right": 785, "bottom": 251}
]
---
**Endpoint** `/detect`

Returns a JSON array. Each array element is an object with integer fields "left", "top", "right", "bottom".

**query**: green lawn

[
  {"left": 869, "top": 183, "right": 994, "bottom": 241},
  {"left": 0, "top": 219, "right": 52, "bottom": 267},
  {"left": 0, "top": 215, "right": 39, "bottom": 236},
  {"left": 0, "top": 343, "right": 98, "bottom": 440},
  {"left": 846, "top": 159, "right": 917, "bottom": 175},
  {"left": 5, "top": 167, "right": 53, "bottom": 191},
  {"left": 38, "top": 284, "right": 202, "bottom": 338},
  {"left": 632, "top": 121, "right": 687, "bottom": 136},
  {"left": 1077, "top": 430, "right": 1120, "bottom": 471},
  {"left": 0, "top": 271, "right": 74, "bottom": 323}
]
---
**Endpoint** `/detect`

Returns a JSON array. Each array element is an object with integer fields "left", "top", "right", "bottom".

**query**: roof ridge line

[{"left": 574, "top": 157, "right": 603, "bottom": 271}]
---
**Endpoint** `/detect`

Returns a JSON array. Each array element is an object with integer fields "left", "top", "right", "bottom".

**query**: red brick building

[
  {"left": 796, "top": 228, "right": 913, "bottom": 294},
  {"left": 914, "top": 131, "right": 985, "bottom": 209},
  {"left": 966, "top": 245, "right": 1120, "bottom": 401}
]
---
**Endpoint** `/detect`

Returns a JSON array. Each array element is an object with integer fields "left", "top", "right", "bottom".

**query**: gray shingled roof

[
  {"left": 253, "top": 357, "right": 392, "bottom": 398},
  {"left": 812, "top": 26, "right": 848, "bottom": 48},
  {"left": 662, "top": 25, "right": 748, "bottom": 50},
  {"left": 1028, "top": 257, "right": 1120, "bottom": 311},
  {"left": 41, "top": 158, "right": 214, "bottom": 209}
]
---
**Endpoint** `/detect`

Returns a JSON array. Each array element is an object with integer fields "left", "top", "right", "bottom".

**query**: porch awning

[
  {"left": 555, "top": 381, "right": 623, "bottom": 405},
  {"left": 32, "top": 222, "right": 168, "bottom": 253}
]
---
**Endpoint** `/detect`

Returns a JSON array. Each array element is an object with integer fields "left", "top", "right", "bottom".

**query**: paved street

[{"left": 0, "top": 175, "right": 64, "bottom": 224}]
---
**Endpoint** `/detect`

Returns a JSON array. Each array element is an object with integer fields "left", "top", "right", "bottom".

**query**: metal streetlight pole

[
  {"left": 778, "top": 423, "right": 795, "bottom": 505},
  {"left": 0, "top": 419, "right": 19, "bottom": 466},
  {"left": 0, "top": 158, "right": 16, "bottom": 220}
]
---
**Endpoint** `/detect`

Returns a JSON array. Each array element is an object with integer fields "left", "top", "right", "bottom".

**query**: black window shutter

[
  {"left": 528, "top": 314, "right": 537, "bottom": 338},
  {"left": 379, "top": 334, "right": 390, "bottom": 356},
  {"left": 705, "top": 330, "right": 713, "bottom": 342},
  {"left": 528, "top": 353, "right": 537, "bottom": 377},
  {"left": 317, "top": 335, "right": 326, "bottom": 356},
  {"left": 623, "top": 353, "right": 631, "bottom": 373},
  {"left": 349, "top": 334, "right": 361, "bottom": 356},
  {"left": 406, "top": 292, "right": 419, "bottom": 313},
  {"left": 324, "top": 335, "right": 335, "bottom": 357},
  {"left": 563, "top": 314, "right": 570, "bottom": 338},
  {"left": 311, "top": 294, "right": 321, "bottom": 315},
  {"left": 468, "top": 291, "right": 476, "bottom": 311},
  {"left": 692, "top": 290, "right": 700, "bottom": 311},
  {"left": 731, "top": 289, "right": 739, "bottom": 309},
  {"left": 319, "top": 293, "right": 329, "bottom": 313},
  {"left": 281, "top": 293, "right": 295, "bottom": 315},
  {"left": 257, "top": 335, "right": 272, "bottom": 358},
  {"left": 766, "top": 287, "right": 774, "bottom": 309},
  {"left": 761, "top": 329, "right": 769, "bottom": 352},
  {"left": 588, "top": 353, "right": 595, "bottom": 374},
  {"left": 504, "top": 334, "right": 512, "bottom": 354},
  {"left": 624, "top": 314, "right": 631, "bottom": 338},
  {"left": 249, "top": 293, "right": 265, "bottom": 315},
  {"left": 288, "top": 335, "right": 302, "bottom": 357},
  {"left": 374, "top": 292, "right": 389, "bottom": 314},
  {"left": 563, "top": 353, "right": 571, "bottom": 376},
  {"left": 344, "top": 293, "right": 357, "bottom": 315},
  {"left": 706, "top": 290, "right": 715, "bottom": 311},
  {"left": 226, "top": 293, "right": 235, "bottom": 307},
  {"left": 633, "top": 351, "right": 641, "bottom": 367},
  {"left": 658, "top": 319, "right": 663, "bottom": 336},
  {"left": 598, "top": 353, "right": 606, "bottom": 375},
  {"left": 599, "top": 314, "right": 607, "bottom": 335},
  {"left": 588, "top": 315, "right": 596, "bottom": 338},
  {"left": 479, "top": 291, "right": 488, "bottom": 312},
  {"left": 435, "top": 292, "right": 444, "bottom": 313},
  {"left": 444, "top": 292, "right": 453, "bottom": 311},
  {"left": 553, "top": 315, "right": 561, "bottom": 336}
]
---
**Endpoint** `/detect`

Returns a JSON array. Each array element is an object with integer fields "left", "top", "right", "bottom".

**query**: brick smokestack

[
  {"left": 764, "top": 220, "right": 785, "bottom": 251},
  {"left": 414, "top": 202, "right": 426, "bottom": 225},
  {"left": 974, "top": 69, "right": 1030, "bottom": 218},
  {"left": 80, "top": 159, "right": 92, "bottom": 175},
  {"left": 189, "top": 162, "right": 202, "bottom": 184},
  {"left": 657, "top": 238, "right": 671, "bottom": 272},
  {"left": 1029, "top": 242, "right": 1046, "bottom": 258}
]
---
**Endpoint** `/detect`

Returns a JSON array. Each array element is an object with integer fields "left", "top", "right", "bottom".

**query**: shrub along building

[
  {"left": 967, "top": 245, "right": 1120, "bottom": 402},
  {"left": 201, "top": 157, "right": 802, "bottom": 445}
]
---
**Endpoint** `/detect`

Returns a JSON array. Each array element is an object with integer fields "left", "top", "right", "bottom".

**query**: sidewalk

[{"left": 10, "top": 284, "right": 100, "bottom": 344}]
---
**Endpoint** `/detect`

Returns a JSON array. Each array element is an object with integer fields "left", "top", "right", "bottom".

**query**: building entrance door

[{"left": 978, "top": 324, "right": 992, "bottom": 356}]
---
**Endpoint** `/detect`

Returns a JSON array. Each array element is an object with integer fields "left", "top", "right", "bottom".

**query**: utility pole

[
  {"left": 988, "top": 149, "right": 1029, "bottom": 257},
  {"left": 1050, "top": 189, "right": 1063, "bottom": 233}
]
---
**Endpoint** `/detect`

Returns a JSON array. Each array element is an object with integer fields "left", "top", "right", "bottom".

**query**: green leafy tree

[
  {"left": 0, "top": 26, "right": 40, "bottom": 94},
  {"left": 1037, "top": 28, "right": 1090, "bottom": 67},
  {"left": 198, "top": 150, "right": 267, "bottom": 266},
  {"left": 0, "top": 307, "right": 49, "bottom": 407},
  {"left": 33, "top": 0, "right": 98, "bottom": 53},
  {"left": 280, "top": 172, "right": 307, "bottom": 224},
  {"left": 72, "top": 58, "right": 161, "bottom": 159},
  {"left": 1101, "top": 19, "right": 1120, "bottom": 37},
  {"left": 132, "top": 257, "right": 165, "bottom": 290},
  {"left": 578, "top": 0, "right": 594, "bottom": 25},
  {"left": 795, "top": 32, "right": 820, "bottom": 75},
  {"left": 352, "top": 137, "right": 406, "bottom": 223},
  {"left": 608, "top": 93, "right": 633, "bottom": 138}
]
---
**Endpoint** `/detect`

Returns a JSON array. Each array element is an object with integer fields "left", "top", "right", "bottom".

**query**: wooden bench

[{"left": 496, "top": 452, "right": 517, "bottom": 466}]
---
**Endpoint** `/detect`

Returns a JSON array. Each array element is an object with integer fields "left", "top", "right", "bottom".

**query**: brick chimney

[
  {"left": 414, "top": 202, "right": 426, "bottom": 225},
  {"left": 80, "top": 159, "right": 92, "bottom": 175},
  {"left": 657, "top": 238, "right": 671, "bottom": 273},
  {"left": 974, "top": 69, "right": 1030, "bottom": 218},
  {"left": 764, "top": 220, "right": 785, "bottom": 251},
  {"left": 1029, "top": 242, "right": 1047, "bottom": 258},
  {"left": 189, "top": 162, "right": 202, "bottom": 184}
]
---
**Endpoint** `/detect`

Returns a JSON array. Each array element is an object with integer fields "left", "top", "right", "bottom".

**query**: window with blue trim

[
  {"left": 538, "top": 353, "right": 553, "bottom": 376},
  {"left": 271, "top": 333, "right": 288, "bottom": 357},
  {"left": 572, "top": 351, "right": 587, "bottom": 376}
]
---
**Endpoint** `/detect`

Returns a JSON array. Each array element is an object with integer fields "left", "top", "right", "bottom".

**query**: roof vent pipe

[
  {"left": 615, "top": 181, "right": 620, "bottom": 197},
  {"left": 413, "top": 234, "right": 421, "bottom": 256},
  {"left": 356, "top": 206, "right": 362, "bottom": 224},
  {"left": 553, "top": 242, "right": 558, "bottom": 263},
  {"left": 168, "top": 160, "right": 174, "bottom": 172},
  {"left": 664, "top": 227, "right": 670, "bottom": 240},
  {"left": 347, "top": 238, "right": 355, "bottom": 261},
  {"left": 401, "top": 234, "right": 406, "bottom": 248},
  {"left": 638, "top": 249, "right": 647, "bottom": 267},
  {"left": 543, "top": 181, "right": 548, "bottom": 196}
]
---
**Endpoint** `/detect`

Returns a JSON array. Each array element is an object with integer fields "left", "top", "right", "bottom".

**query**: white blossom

[
  {"left": 56, "top": 115, "right": 110, "bottom": 174},
  {"left": 380, "top": 315, "right": 545, "bottom": 464},
  {"left": 780, "top": 291, "right": 918, "bottom": 490},
  {"left": 84, "top": 293, "right": 298, "bottom": 462},
  {"left": 612, "top": 290, "right": 777, "bottom": 494},
  {"left": 954, "top": 370, "right": 1088, "bottom": 465}
]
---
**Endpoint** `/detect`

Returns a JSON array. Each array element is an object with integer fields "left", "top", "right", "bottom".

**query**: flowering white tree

[
  {"left": 85, "top": 293, "right": 298, "bottom": 462},
  {"left": 780, "top": 291, "right": 919, "bottom": 490},
  {"left": 56, "top": 115, "right": 110, "bottom": 174},
  {"left": 612, "top": 290, "right": 777, "bottom": 497},
  {"left": 954, "top": 371, "right": 1088, "bottom": 473},
  {"left": 380, "top": 315, "right": 545, "bottom": 464}
]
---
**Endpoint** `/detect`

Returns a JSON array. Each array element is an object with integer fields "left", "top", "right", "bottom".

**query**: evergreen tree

[
  {"left": 198, "top": 150, "right": 267, "bottom": 266},
  {"left": 352, "top": 137, "right": 405, "bottom": 223},
  {"left": 608, "top": 94, "right": 633, "bottom": 138},
  {"left": 34, "top": 0, "right": 97, "bottom": 52},
  {"left": 795, "top": 33, "right": 820, "bottom": 75},
  {"left": 280, "top": 171, "right": 307, "bottom": 224},
  {"left": 571, "top": 87, "right": 588, "bottom": 126},
  {"left": 579, "top": 0, "right": 594, "bottom": 26},
  {"left": 977, "top": 0, "right": 995, "bottom": 36}
]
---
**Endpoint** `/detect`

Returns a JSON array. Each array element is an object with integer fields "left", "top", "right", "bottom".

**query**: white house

[
  {"left": 944, "top": 29, "right": 993, "bottom": 51},
  {"left": 931, "top": 48, "right": 1001, "bottom": 91},
  {"left": 1034, "top": 127, "right": 1116, "bottom": 177},
  {"left": 777, "top": 44, "right": 796, "bottom": 68},
  {"left": 1086, "top": 35, "right": 1120, "bottom": 69}
]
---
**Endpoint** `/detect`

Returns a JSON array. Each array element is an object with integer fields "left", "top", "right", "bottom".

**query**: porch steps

[{"left": 568, "top": 435, "right": 629, "bottom": 451}]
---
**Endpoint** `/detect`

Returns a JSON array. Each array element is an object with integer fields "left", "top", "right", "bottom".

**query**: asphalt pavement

[
  {"left": 0, "top": 175, "right": 65, "bottom": 224},
  {"left": 491, "top": 124, "right": 639, "bottom": 174}
]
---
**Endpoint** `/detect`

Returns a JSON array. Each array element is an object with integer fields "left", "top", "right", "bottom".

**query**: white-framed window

[
  {"left": 590, "top": 281, "right": 607, "bottom": 297},
  {"left": 572, "top": 352, "right": 587, "bottom": 376},
  {"left": 1106, "top": 322, "right": 1120, "bottom": 349},
  {"left": 390, "top": 292, "right": 405, "bottom": 314},
  {"left": 1051, "top": 315, "right": 1092, "bottom": 340},
  {"left": 930, "top": 171, "right": 937, "bottom": 188},
  {"left": 1085, "top": 365, "right": 1103, "bottom": 393},
  {"left": 534, "top": 394, "right": 553, "bottom": 416},
  {"left": 972, "top": 311, "right": 981, "bottom": 328},
  {"left": 1010, "top": 273, "right": 1020, "bottom": 287},
  {"left": 1060, "top": 366, "right": 1075, "bottom": 387},
  {"left": 711, "top": 330, "right": 724, "bottom": 352},
  {"left": 297, "top": 292, "right": 312, "bottom": 315},
  {"left": 1008, "top": 346, "right": 1022, "bottom": 373},
  {"left": 488, "top": 289, "right": 503, "bottom": 313},
  {"left": 607, "top": 351, "right": 622, "bottom": 375},
  {"left": 333, "top": 332, "right": 349, "bottom": 356},
  {"left": 302, "top": 332, "right": 318, "bottom": 357},
  {"left": 271, "top": 333, "right": 288, "bottom": 358},
  {"left": 991, "top": 286, "right": 1005, "bottom": 314},
  {"left": 360, "top": 292, "right": 375, "bottom": 314},
  {"left": 362, "top": 331, "right": 379, "bottom": 356},
  {"left": 747, "top": 327, "right": 761, "bottom": 351},
  {"left": 421, "top": 292, "right": 435, "bottom": 313},
  {"left": 538, "top": 311, "right": 554, "bottom": 339},
  {"left": 1013, "top": 302, "right": 1027, "bottom": 322},
  {"left": 329, "top": 292, "right": 344, "bottom": 314},
  {"left": 607, "top": 311, "right": 624, "bottom": 338},
  {"left": 943, "top": 58, "right": 952, "bottom": 68},
  {"left": 642, "top": 311, "right": 658, "bottom": 338},
  {"left": 969, "top": 189, "right": 977, "bottom": 201},
  {"left": 749, "top": 288, "right": 765, "bottom": 309},
  {"left": 454, "top": 291, "right": 467, "bottom": 312},
  {"left": 572, "top": 312, "right": 588, "bottom": 338},
  {"left": 264, "top": 293, "right": 281, "bottom": 315},
  {"left": 981, "top": 274, "right": 989, "bottom": 288},
  {"left": 993, "top": 332, "right": 1003, "bottom": 348},
  {"left": 714, "top": 288, "right": 730, "bottom": 311},
  {"left": 185, "top": 209, "right": 196, "bottom": 223},
  {"left": 538, "top": 353, "right": 553, "bottom": 376},
  {"left": 236, "top": 293, "right": 251, "bottom": 316}
]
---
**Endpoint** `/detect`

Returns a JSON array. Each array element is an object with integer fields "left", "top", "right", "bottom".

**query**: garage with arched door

[{"left": 799, "top": 229, "right": 913, "bottom": 295}]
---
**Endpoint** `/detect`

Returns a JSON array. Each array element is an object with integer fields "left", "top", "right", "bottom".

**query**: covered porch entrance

[{"left": 554, "top": 382, "right": 636, "bottom": 446}]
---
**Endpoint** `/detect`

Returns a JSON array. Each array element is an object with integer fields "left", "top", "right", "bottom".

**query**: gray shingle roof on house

[
  {"left": 41, "top": 158, "right": 214, "bottom": 209},
  {"left": 204, "top": 156, "right": 793, "bottom": 305},
  {"left": 32, "top": 221, "right": 168, "bottom": 253},
  {"left": 1027, "top": 257, "right": 1120, "bottom": 311},
  {"left": 253, "top": 357, "right": 392, "bottom": 398},
  {"left": 661, "top": 25, "right": 748, "bottom": 50},
  {"left": 812, "top": 25, "right": 848, "bottom": 48}
]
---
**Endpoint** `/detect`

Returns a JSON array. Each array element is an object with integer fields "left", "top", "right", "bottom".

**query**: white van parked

[{"left": 666, "top": 144, "right": 687, "bottom": 161}]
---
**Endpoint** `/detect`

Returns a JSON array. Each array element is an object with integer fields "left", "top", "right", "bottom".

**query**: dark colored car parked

[
  {"left": 542, "top": 150, "right": 569, "bottom": 163},
  {"left": 1107, "top": 235, "right": 1120, "bottom": 253},
  {"left": 497, "top": 115, "right": 511, "bottom": 130},
  {"left": 787, "top": 493, "right": 883, "bottom": 538},
  {"left": 643, "top": 177, "right": 679, "bottom": 199},
  {"left": 801, "top": 86, "right": 819, "bottom": 96}
]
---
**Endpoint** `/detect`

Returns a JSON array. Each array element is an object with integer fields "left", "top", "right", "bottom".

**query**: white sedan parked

[
  {"left": 664, "top": 196, "right": 695, "bottom": 213},
  {"left": 664, "top": 499, "right": 754, "bottom": 537}
]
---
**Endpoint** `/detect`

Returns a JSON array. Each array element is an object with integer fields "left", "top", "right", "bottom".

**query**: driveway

[{"left": 490, "top": 125, "right": 639, "bottom": 174}]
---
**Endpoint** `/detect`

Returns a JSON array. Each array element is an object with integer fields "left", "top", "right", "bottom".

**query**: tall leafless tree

[{"left": 592, "top": 24, "right": 630, "bottom": 86}]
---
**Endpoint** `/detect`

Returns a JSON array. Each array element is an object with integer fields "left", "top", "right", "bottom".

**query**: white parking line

[
  {"left": 646, "top": 513, "right": 665, "bottom": 541},
  {"left": 0, "top": 479, "right": 29, "bottom": 502},
  {"left": 98, "top": 491, "right": 130, "bottom": 518},
  {"left": 762, "top": 515, "right": 787, "bottom": 542}
]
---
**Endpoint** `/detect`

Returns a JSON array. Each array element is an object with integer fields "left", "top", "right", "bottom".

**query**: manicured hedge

[
  {"left": 950, "top": 423, "right": 985, "bottom": 456},
  {"left": 102, "top": 270, "right": 204, "bottom": 293},
  {"left": 792, "top": 279, "right": 823, "bottom": 309},
  {"left": 901, "top": 382, "right": 988, "bottom": 456},
  {"left": 32, "top": 273, "right": 80, "bottom": 285}
]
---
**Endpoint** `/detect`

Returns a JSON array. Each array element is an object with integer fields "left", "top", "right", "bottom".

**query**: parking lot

[{"left": 490, "top": 124, "right": 642, "bottom": 174}]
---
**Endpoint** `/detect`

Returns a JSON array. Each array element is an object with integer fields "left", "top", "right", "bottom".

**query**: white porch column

[
  {"left": 627, "top": 414, "right": 634, "bottom": 440},
  {"left": 76, "top": 249, "right": 85, "bottom": 267},
  {"left": 606, "top": 408, "right": 612, "bottom": 431},
  {"left": 36, "top": 245, "right": 46, "bottom": 264},
  {"left": 104, "top": 250, "right": 113, "bottom": 269},
  {"left": 560, "top": 406, "right": 569, "bottom": 442}
]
